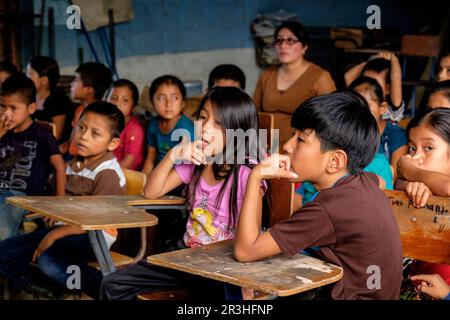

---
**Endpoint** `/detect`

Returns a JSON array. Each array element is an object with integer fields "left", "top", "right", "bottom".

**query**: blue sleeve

[
  {"left": 176, "top": 115, "right": 195, "bottom": 143},
  {"left": 147, "top": 118, "right": 157, "bottom": 147},
  {"left": 364, "top": 153, "right": 394, "bottom": 190},
  {"left": 389, "top": 125, "right": 407, "bottom": 156},
  {"left": 444, "top": 292, "right": 450, "bottom": 300}
]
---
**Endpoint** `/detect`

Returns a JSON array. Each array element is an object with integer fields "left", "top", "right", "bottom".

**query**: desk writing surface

[
  {"left": 126, "top": 195, "right": 186, "bottom": 206},
  {"left": 148, "top": 240, "right": 343, "bottom": 297},
  {"left": 6, "top": 195, "right": 158, "bottom": 231},
  {"left": 384, "top": 190, "right": 450, "bottom": 264}
]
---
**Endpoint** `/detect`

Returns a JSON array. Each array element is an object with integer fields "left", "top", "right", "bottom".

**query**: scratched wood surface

[
  {"left": 385, "top": 190, "right": 450, "bottom": 264},
  {"left": 127, "top": 195, "right": 186, "bottom": 206},
  {"left": 6, "top": 195, "right": 158, "bottom": 230},
  {"left": 148, "top": 240, "right": 343, "bottom": 297}
]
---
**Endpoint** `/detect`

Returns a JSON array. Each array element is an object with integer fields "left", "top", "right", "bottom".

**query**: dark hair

[
  {"left": 207, "top": 64, "right": 246, "bottom": 90},
  {"left": 80, "top": 101, "right": 125, "bottom": 138},
  {"left": 361, "top": 58, "right": 391, "bottom": 84},
  {"left": 406, "top": 108, "right": 450, "bottom": 145},
  {"left": 112, "top": 79, "right": 139, "bottom": 107},
  {"left": 274, "top": 21, "right": 310, "bottom": 48},
  {"left": 291, "top": 91, "right": 379, "bottom": 174},
  {"left": 428, "top": 79, "right": 450, "bottom": 105},
  {"left": 189, "top": 87, "right": 262, "bottom": 229},
  {"left": 0, "top": 61, "right": 18, "bottom": 76},
  {"left": 75, "top": 62, "right": 112, "bottom": 100},
  {"left": 149, "top": 75, "right": 186, "bottom": 101},
  {"left": 348, "top": 76, "right": 385, "bottom": 104},
  {"left": 29, "top": 56, "right": 60, "bottom": 89},
  {"left": 0, "top": 73, "right": 36, "bottom": 105}
]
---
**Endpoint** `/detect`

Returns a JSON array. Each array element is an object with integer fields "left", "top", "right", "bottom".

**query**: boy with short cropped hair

[
  {"left": 0, "top": 101, "right": 126, "bottom": 298},
  {"left": 235, "top": 91, "right": 403, "bottom": 300},
  {"left": 0, "top": 74, "right": 65, "bottom": 240},
  {"left": 207, "top": 64, "right": 246, "bottom": 90},
  {"left": 60, "top": 62, "right": 112, "bottom": 156}
]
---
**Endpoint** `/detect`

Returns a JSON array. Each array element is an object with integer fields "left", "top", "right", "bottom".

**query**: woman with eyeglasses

[{"left": 253, "top": 21, "right": 336, "bottom": 115}]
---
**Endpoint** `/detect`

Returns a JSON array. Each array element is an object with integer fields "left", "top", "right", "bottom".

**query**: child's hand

[
  {"left": 253, "top": 154, "right": 298, "bottom": 180},
  {"left": 43, "top": 217, "right": 58, "bottom": 227},
  {"left": 375, "top": 50, "right": 397, "bottom": 62},
  {"left": 411, "top": 274, "right": 450, "bottom": 300},
  {"left": 32, "top": 232, "right": 57, "bottom": 262},
  {"left": 171, "top": 139, "right": 206, "bottom": 165},
  {"left": 405, "top": 181, "right": 431, "bottom": 208},
  {"left": 397, "top": 154, "right": 423, "bottom": 181},
  {"left": 0, "top": 113, "right": 13, "bottom": 132}
]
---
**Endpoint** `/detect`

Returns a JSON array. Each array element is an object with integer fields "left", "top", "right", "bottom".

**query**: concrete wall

[{"left": 32, "top": 0, "right": 412, "bottom": 96}]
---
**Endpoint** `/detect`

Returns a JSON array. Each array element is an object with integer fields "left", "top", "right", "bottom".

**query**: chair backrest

[
  {"left": 184, "top": 95, "right": 204, "bottom": 121},
  {"left": 268, "top": 178, "right": 295, "bottom": 227},
  {"left": 123, "top": 168, "right": 147, "bottom": 196},
  {"left": 35, "top": 120, "right": 57, "bottom": 138},
  {"left": 258, "top": 112, "right": 293, "bottom": 153},
  {"left": 385, "top": 190, "right": 450, "bottom": 264},
  {"left": 400, "top": 35, "right": 441, "bottom": 58},
  {"left": 330, "top": 28, "right": 363, "bottom": 49},
  {"left": 257, "top": 112, "right": 274, "bottom": 151}
]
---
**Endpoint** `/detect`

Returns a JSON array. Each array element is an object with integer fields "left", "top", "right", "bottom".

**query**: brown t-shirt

[
  {"left": 269, "top": 172, "right": 403, "bottom": 300},
  {"left": 253, "top": 63, "right": 336, "bottom": 114}
]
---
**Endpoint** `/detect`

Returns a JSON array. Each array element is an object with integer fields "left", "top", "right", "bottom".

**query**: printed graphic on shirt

[{"left": 0, "top": 141, "right": 37, "bottom": 191}]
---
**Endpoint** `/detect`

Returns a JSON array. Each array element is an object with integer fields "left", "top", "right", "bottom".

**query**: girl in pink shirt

[
  {"left": 108, "top": 79, "right": 145, "bottom": 170},
  {"left": 100, "top": 87, "right": 267, "bottom": 300}
]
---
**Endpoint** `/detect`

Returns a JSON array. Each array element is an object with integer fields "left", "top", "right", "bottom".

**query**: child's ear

[
  {"left": 379, "top": 101, "right": 388, "bottom": 115},
  {"left": 107, "top": 137, "right": 121, "bottom": 152},
  {"left": 326, "top": 150, "right": 347, "bottom": 174},
  {"left": 28, "top": 102, "right": 37, "bottom": 115}
]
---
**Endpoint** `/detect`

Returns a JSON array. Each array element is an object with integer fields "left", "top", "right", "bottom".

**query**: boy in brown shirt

[{"left": 235, "top": 91, "right": 403, "bottom": 299}]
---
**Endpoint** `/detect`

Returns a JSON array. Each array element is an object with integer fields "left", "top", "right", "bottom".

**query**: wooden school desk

[
  {"left": 6, "top": 195, "right": 159, "bottom": 276},
  {"left": 147, "top": 239, "right": 343, "bottom": 297}
]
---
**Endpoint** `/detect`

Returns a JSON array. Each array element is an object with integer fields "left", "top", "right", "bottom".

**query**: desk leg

[
  {"left": 87, "top": 230, "right": 116, "bottom": 276},
  {"left": 95, "top": 230, "right": 116, "bottom": 274}
]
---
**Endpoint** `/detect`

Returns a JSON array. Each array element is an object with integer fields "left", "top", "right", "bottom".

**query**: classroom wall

[{"left": 33, "top": 0, "right": 411, "bottom": 96}]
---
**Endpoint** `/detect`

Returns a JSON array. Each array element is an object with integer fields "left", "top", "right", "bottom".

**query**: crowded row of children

[{"left": 0, "top": 21, "right": 450, "bottom": 300}]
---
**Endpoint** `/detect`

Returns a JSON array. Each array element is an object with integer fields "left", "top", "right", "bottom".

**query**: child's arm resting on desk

[
  {"left": 235, "top": 154, "right": 295, "bottom": 262},
  {"left": 235, "top": 154, "right": 336, "bottom": 262},
  {"left": 397, "top": 155, "right": 450, "bottom": 196},
  {"left": 50, "top": 154, "right": 66, "bottom": 196},
  {"left": 33, "top": 225, "right": 84, "bottom": 262},
  {"left": 142, "top": 146, "right": 157, "bottom": 176}
]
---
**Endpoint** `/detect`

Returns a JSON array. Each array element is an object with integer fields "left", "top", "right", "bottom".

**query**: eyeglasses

[{"left": 273, "top": 37, "right": 300, "bottom": 47}]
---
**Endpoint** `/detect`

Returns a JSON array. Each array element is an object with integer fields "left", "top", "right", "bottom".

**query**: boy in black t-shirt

[{"left": 0, "top": 74, "right": 65, "bottom": 240}]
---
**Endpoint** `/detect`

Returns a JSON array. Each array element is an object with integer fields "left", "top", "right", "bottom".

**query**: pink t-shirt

[
  {"left": 175, "top": 163, "right": 266, "bottom": 248},
  {"left": 113, "top": 116, "right": 145, "bottom": 170}
]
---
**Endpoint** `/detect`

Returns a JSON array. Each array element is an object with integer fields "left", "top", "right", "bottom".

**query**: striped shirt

[{"left": 65, "top": 151, "right": 126, "bottom": 248}]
